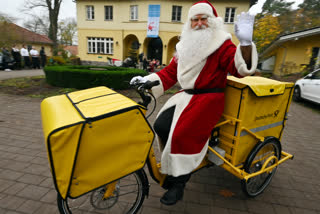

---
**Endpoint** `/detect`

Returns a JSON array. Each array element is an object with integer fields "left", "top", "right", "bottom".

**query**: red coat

[{"left": 146, "top": 39, "right": 257, "bottom": 176}]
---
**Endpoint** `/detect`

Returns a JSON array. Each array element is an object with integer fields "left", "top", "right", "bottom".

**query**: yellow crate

[
  {"left": 219, "top": 76, "right": 294, "bottom": 167},
  {"left": 41, "top": 87, "right": 154, "bottom": 199}
]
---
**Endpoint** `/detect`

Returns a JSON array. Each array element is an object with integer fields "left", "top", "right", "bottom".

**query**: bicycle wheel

[
  {"left": 241, "top": 137, "right": 281, "bottom": 197},
  {"left": 57, "top": 169, "right": 148, "bottom": 214}
]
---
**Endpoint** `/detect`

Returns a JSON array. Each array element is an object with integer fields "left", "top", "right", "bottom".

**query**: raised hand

[{"left": 234, "top": 12, "right": 255, "bottom": 46}]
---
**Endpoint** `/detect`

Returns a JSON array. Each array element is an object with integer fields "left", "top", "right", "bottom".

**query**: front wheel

[
  {"left": 57, "top": 169, "right": 148, "bottom": 214},
  {"left": 241, "top": 137, "right": 281, "bottom": 197},
  {"left": 293, "top": 86, "right": 302, "bottom": 102}
]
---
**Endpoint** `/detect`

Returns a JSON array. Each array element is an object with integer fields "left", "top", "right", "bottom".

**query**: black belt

[{"left": 184, "top": 88, "right": 224, "bottom": 94}]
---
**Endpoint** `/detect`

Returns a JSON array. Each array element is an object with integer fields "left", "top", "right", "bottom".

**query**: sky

[
  {"left": 1, "top": 0, "right": 304, "bottom": 26},
  {"left": 1, "top": 0, "right": 77, "bottom": 25}
]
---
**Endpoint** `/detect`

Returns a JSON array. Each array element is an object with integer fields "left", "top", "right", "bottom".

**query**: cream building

[
  {"left": 259, "top": 27, "right": 320, "bottom": 76},
  {"left": 76, "top": 0, "right": 256, "bottom": 65}
]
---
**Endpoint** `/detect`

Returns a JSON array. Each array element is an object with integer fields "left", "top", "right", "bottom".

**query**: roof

[
  {"left": 260, "top": 26, "right": 320, "bottom": 58},
  {"left": 6, "top": 23, "right": 54, "bottom": 45},
  {"left": 64, "top": 45, "right": 78, "bottom": 56}
]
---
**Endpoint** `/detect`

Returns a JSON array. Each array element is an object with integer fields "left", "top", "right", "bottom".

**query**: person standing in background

[
  {"left": 20, "top": 45, "right": 31, "bottom": 69},
  {"left": 143, "top": 56, "right": 148, "bottom": 71},
  {"left": 30, "top": 47, "right": 40, "bottom": 69},
  {"left": 40, "top": 46, "right": 47, "bottom": 68},
  {"left": 11, "top": 45, "right": 21, "bottom": 70},
  {"left": 2, "top": 47, "right": 12, "bottom": 71}
]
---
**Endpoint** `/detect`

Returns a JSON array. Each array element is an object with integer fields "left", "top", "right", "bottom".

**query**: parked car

[
  {"left": 293, "top": 69, "right": 320, "bottom": 104},
  {"left": 0, "top": 52, "right": 15, "bottom": 70}
]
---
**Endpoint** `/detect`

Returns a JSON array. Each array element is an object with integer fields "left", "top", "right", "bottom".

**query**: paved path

[
  {"left": 0, "top": 69, "right": 44, "bottom": 80},
  {"left": 0, "top": 71, "right": 320, "bottom": 213}
]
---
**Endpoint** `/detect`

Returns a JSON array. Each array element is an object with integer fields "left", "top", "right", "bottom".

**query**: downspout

[
  {"left": 122, "top": 29, "right": 124, "bottom": 61},
  {"left": 278, "top": 44, "right": 287, "bottom": 77}
]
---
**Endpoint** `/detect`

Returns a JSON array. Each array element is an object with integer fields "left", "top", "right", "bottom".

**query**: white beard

[{"left": 176, "top": 17, "right": 224, "bottom": 66}]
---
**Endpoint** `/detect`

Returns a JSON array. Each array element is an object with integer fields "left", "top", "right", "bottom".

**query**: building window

[
  {"left": 88, "top": 37, "right": 114, "bottom": 54},
  {"left": 105, "top": 6, "right": 113, "bottom": 21},
  {"left": 86, "top": 5, "right": 94, "bottom": 20},
  {"left": 225, "top": 7, "right": 236, "bottom": 23},
  {"left": 130, "top": 5, "right": 138, "bottom": 20},
  {"left": 172, "top": 5, "right": 182, "bottom": 22}
]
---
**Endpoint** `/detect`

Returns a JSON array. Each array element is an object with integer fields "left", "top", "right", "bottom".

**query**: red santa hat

[{"left": 188, "top": 1, "right": 218, "bottom": 20}]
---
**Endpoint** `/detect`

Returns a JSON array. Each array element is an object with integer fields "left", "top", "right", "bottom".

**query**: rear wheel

[
  {"left": 241, "top": 137, "right": 281, "bottom": 197},
  {"left": 293, "top": 86, "right": 302, "bottom": 101},
  {"left": 57, "top": 169, "right": 148, "bottom": 214}
]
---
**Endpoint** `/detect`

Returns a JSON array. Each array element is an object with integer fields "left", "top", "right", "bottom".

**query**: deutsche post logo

[{"left": 255, "top": 110, "right": 280, "bottom": 121}]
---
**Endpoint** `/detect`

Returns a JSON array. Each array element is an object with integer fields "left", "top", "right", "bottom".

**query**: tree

[
  {"left": 253, "top": 14, "right": 281, "bottom": 53},
  {"left": 58, "top": 18, "right": 77, "bottom": 45},
  {"left": 23, "top": 15, "right": 50, "bottom": 36},
  {"left": 24, "top": 0, "right": 63, "bottom": 54},
  {"left": 296, "top": 0, "right": 320, "bottom": 29},
  {"left": 0, "top": 13, "right": 19, "bottom": 48},
  {"left": 261, "top": 0, "right": 294, "bottom": 16},
  {"left": 254, "top": 0, "right": 320, "bottom": 54}
]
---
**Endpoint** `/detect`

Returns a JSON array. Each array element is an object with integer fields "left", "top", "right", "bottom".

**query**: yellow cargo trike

[{"left": 41, "top": 76, "right": 294, "bottom": 214}]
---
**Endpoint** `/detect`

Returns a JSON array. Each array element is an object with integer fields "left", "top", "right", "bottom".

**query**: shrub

[
  {"left": 70, "top": 56, "right": 81, "bottom": 65},
  {"left": 47, "top": 56, "right": 67, "bottom": 65},
  {"left": 44, "top": 65, "right": 148, "bottom": 90}
]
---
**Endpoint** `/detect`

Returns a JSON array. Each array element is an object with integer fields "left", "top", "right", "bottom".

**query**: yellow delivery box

[
  {"left": 41, "top": 86, "right": 154, "bottom": 199},
  {"left": 218, "top": 76, "right": 294, "bottom": 167}
]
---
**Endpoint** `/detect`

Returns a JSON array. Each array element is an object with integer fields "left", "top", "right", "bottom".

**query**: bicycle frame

[{"left": 144, "top": 112, "right": 294, "bottom": 187}]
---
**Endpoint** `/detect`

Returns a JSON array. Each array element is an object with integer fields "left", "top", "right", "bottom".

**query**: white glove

[
  {"left": 234, "top": 12, "right": 255, "bottom": 46},
  {"left": 130, "top": 76, "right": 147, "bottom": 85}
]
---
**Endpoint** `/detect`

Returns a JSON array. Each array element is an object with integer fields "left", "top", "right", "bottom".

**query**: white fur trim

[
  {"left": 167, "top": 142, "right": 209, "bottom": 177},
  {"left": 188, "top": 3, "right": 214, "bottom": 19},
  {"left": 145, "top": 73, "right": 164, "bottom": 99},
  {"left": 235, "top": 43, "right": 258, "bottom": 76},
  {"left": 178, "top": 59, "right": 206, "bottom": 89},
  {"left": 157, "top": 92, "right": 204, "bottom": 176}
]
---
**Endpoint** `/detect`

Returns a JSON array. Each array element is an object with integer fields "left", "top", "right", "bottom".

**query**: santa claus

[{"left": 131, "top": 0, "right": 258, "bottom": 205}]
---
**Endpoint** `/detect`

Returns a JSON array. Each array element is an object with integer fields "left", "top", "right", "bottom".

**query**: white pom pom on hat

[{"left": 188, "top": 0, "right": 218, "bottom": 20}]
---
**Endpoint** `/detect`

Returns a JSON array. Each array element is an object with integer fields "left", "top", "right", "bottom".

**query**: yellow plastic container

[
  {"left": 218, "top": 76, "right": 294, "bottom": 167},
  {"left": 41, "top": 86, "right": 154, "bottom": 199}
]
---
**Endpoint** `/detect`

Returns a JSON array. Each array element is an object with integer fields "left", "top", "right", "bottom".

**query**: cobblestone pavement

[{"left": 0, "top": 84, "right": 320, "bottom": 213}]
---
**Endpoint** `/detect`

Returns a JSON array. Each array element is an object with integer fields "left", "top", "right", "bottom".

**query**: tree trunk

[{"left": 47, "top": 0, "right": 62, "bottom": 55}]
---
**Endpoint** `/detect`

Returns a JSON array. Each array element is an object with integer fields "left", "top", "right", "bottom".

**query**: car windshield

[{"left": 313, "top": 70, "right": 320, "bottom": 79}]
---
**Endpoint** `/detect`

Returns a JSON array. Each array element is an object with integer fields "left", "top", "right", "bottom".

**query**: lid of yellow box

[
  {"left": 227, "top": 76, "right": 294, "bottom": 97},
  {"left": 67, "top": 86, "right": 142, "bottom": 118}
]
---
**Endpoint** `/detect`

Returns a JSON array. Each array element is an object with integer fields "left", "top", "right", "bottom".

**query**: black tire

[
  {"left": 241, "top": 137, "right": 281, "bottom": 197},
  {"left": 293, "top": 86, "right": 302, "bottom": 102},
  {"left": 57, "top": 169, "right": 148, "bottom": 214}
]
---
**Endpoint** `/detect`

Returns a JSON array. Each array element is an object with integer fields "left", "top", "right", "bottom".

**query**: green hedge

[{"left": 44, "top": 65, "right": 148, "bottom": 90}]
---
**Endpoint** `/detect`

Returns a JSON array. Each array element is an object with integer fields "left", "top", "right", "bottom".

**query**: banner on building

[{"left": 147, "top": 5, "right": 160, "bottom": 38}]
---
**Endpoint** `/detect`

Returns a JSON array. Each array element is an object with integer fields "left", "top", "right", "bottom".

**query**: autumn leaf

[{"left": 219, "top": 189, "right": 235, "bottom": 198}]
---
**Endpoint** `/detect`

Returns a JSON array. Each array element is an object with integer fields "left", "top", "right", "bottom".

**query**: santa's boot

[{"left": 160, "top": 174, "right": 191, "bottom": 205}]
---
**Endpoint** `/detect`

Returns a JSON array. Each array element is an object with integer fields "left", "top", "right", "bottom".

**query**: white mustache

[{"left": 194, "top": 25, "right": 207, "bottom": 30}]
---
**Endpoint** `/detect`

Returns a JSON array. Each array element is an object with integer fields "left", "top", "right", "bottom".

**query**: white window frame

[
  {"left": 172, "top": 5, "right": 182, "bottom": 22},
  {"left": 225, "top": 7, "right": 236, "bottom": 23},
  {"left": 86, "top": 5, "right": 94, "bottom": 20},
  {"left": 105, "top": 6, "right": 113, "bottom": 21},
  {"left": 87, "top": 37, "right": 114, "bottom": 55},
  {"left": 130, "top": 5, "right": 138, "bottom": 21}
]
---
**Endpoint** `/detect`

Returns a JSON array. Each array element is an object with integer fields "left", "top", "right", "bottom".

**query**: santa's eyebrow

[{"left": 191, "top": 15, "right": 208, "bottom": 20}]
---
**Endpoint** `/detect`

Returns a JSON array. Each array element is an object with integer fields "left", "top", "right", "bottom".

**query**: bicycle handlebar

[
  {"left": 130, "top": 80, "right": 160, "bottom": 111},
  {"left": 141, "top": 80, "right": 160, "bottom": 90}
]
